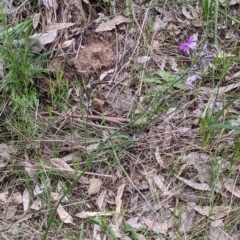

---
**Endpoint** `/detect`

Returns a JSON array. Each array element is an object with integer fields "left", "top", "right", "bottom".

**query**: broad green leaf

[
  {"left": 209, "top": 124, "right": 240, "bottom": 133},
  {"left": 172, "top": 82, "right": 186, "bottom": 89},
  {"left": 157, "top": 70, "right": 178, "bottom": 82},
  {"left": 143, "top": 74, "right": 162, "bottom": 84}
]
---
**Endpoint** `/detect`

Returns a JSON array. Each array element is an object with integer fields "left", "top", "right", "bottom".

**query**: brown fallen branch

[
  {"left": 73, "top": 118, "right": 119, "bottom": 130},
  {"left": 40, "top": 111, "right": 130, "bottom": 127},
  {"left": 71, "top": 114, "right": 130, "bottom": 124}
]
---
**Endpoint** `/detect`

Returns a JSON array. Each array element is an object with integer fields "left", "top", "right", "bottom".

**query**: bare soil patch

[{"left": 72, "top": 33, "right": 115, "bottom": 78}]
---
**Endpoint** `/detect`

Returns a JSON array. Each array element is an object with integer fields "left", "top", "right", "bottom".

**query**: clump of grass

[
  {"left": 0, "top": 10, "right": 49, "bottom": 103},
  {"left": 199, "top": 0, "right": 215, "bottom": 21}
]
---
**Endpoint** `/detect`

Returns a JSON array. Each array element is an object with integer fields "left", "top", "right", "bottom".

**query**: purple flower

[
  {"left": 189, "top": 66, "right": 198, "bottom": 72},
  {"left": 179, "top": 35, "right": 196, "bottom": 55},
  {"left": 203, "top": 54, "right": 214, "bottom": 59}
]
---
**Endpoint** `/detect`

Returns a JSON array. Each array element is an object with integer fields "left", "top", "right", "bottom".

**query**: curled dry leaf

[
  {"left": 50, "top": 192, "right": 67, "bottom": 204},
  {"left": 0, "top": 143, "right": 16, "bottom": 160},
  {"left": 110, "top": 215, "right": 124, "bottom": 238},
  {"left": 32, "top": 13, "right": 40, "bottom": 29},
  {"left": 189, "top": 203, "right": 229, "bottom": 220},
  {"left": 142, "top": 218, "right": 168, "bottom": 235},
  {"left": 95, "top": 15, "right": 131, "bottom": 32},
  {"left": 51, "top": 192, "right": 60, "bottom": 202},
  {"left": 57, "top": 204, "right": 74, "bottom": 225},
  {"left": 155, "top": 7, "right": 176, "bottom": 22},
  {"left": 220, "top": 0, "right": 240, "bottom": 6},
  {"left": 23, "top": 189, "right": 30, "bottom": 212},
  {"left": 179, "top": 207, "right": 195, "bottom": 233},
  {"left": 126, "top": 217, "right": 144, "bottom": 229},
  {"left": 214, "top": 81, "right": 240, "bottom": 95},
  {"left": 192, "top": 19, "right": 205, "bottom": 27},
  {"left": 11, "top": 192, "right": 23, "bottom": 205},
  {"left": 188, "top": 5, "right": 199, "bottom": 18},
  {"left": 92, "top": 224, "right": 102, "bottom": 240},
  {"left": 3, "top": 205, "right": 18, "bottom": 220},
  {"left": 182, "top": 6, "right": 195, "bottom": 20},
  {"left": 130, "top": 194, "right": 138, "bottom": 210},
  {"left": 46, "top": 23, "right": 76, "bottom": 32},
  {"left": 93, "top": 224, "right": 101, "bottom": 240},
  {"left": 175, "top": 175, "right": 211, "bottom": 191},
  {"left": 116, "top": 184, "right": 126, "bottom": 213},
  {"left": 88, "top": 178, "right": 102, "bottom": 195},
  {"left": 41, "top": 0, "right": 55, "bottom": 9},
  {"left": 61, "top": 152, "right": 79, "bottom": 162},
  {"left": 215, "top": 50, "right": 235, "bottom": 59},
  {"left": 30, "top": 199, "right": 42, "bottom": 211},
  {"left": 13, "top": 30, "right": 58, "bottom": 53},
  {"left": 96, "top": 190, "right": 107, "bottom": 210},
  {"left": 153, "top": 16, "right": 168, "bottom": 31},
  {"left": 226, "top": 70, "right": 240, "bottom": 81},
  {"left": 153, "top": 175, "right": 170, "bottom": 196},
  {"left": 30, "top": 29, "right": 58, "bottom": 46},
  {"left": 209, "top": 219, "right": 225, "bottom": 240},
  {"left": 50, "top": 158, "right": 75, "bottom": 176},
  {"left": 183, "top": 152, "right": 212, "bottom": 184},
  {"left": 224, "top": 178, "right": 240, "bottom": 198},
  {"left": 50, "top": 158, "right": 89, "bottom": 184},
  {"left": 85, "top": 143, "right": 100, "bottom": 151},
  {"left": 163, "top": 124, "right": 172, "bottom": 148},
  {"left": 194, "top": 163, "right": 212, "bottom": 184},
  {"left": 134, "top": 117, "right": 148, "bottom": 125},
  {"left": 23, "top": 161, "right": 37, "bottom": 177},
  {"left": 183, "top": 152, "right": 209, "bottom": 164},
  {"left": 100, "top": 68, "right": 114, "bottom": 81},
  {"left": 61, "top": 39, "right": 75, "bottom": 49},
  {"left": 226, "top": 26, "right": 235, "bottom": 39},
  {"left": 0, "top": 191, "right": 9, "bottom": 205},
  {"left": 155, "top": 146, "right": 164, "bottom": 168},
  {"left": 75, "top": 211, "right": 115, "bottom": 219},
  {"left": 34, "top": 184, "right": 43, "bottom": 196},
  {"left": 50, "top": 180, "right": 70, "bottom": 203}
]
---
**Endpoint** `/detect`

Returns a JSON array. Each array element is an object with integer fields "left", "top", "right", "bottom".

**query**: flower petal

[{"left": 187, "top": 35, "right": 195, "bottom": 44}]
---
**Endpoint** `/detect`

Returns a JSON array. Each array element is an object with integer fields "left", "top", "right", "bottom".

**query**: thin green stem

[{"left": 214, "top": 0, "right": 219, "bottom": 45}]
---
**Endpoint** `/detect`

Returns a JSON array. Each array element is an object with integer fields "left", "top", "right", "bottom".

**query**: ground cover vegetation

[{"left": 1, "top": 0, "right": 240, "bottom": 239}]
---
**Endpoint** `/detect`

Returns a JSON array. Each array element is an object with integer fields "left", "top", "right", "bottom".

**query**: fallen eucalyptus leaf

[
  {"left": 3, "top": 205, "right": 18, "bottom": 220},
  {"left": 32, "top": 13, "right": 40, "bottom": 29},
  {"left": 0, "top": 144, "right": 16, "bottom": 160},
  {"left": 224, "top": 178, "right": 240, "bottom": 198},
  {"left": 46, "top": 23, "right": 75, "bottom": 32},
  {"left": 11, "top": 192, "right": 23, "bottom": 205},
  {"left": 57, "top": 204, "right": 74, "bottom": 224},
  {"left": 219, "top": 0, "right": 240, "bottom": 6},
  {"left": 116, "top": 184, "right": 125, "bottom": 213},
  {"left": 30, "top": 199, "right": 42, "bottom": 210},
  {"left": 23, "top": 188, "right": 30, "bottom": 212},
  {"left": 95, "top": 15, "right": 131, "bottom": 32},
  {"left": 175, "top": 175, "right": 211, "bottom": 191},
  {"left": 142, "top": 218, "right": 168, "bottom": 234},
  {"left": 189, "top": 203, "right": 229, "bottom": 220},
  {"left": 88, "top": 178, "right": 102, "bottom": 195},
  {"left": 75, "top": 211, "right": 115, "bottom": 219},
  {"left": 0, "top": 191, "right": 9, "bottom": 205}
]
